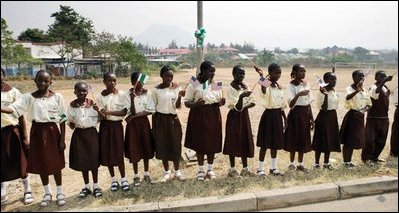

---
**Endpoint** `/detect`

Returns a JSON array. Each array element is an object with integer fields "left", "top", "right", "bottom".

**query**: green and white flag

[
  {"left": 202, "top": 80, "right": 209, "bottom": 90},
  {"left": 138, "top": 73, "right": 149, "bottom": 84}
]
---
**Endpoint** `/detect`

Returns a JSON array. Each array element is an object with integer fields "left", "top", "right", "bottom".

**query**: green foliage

[
  {"left": 255, "top": 49, "right": 275, "bottom": 66},
  {"left": 17, "top": 28, "right": 49, "bottom": 42}
]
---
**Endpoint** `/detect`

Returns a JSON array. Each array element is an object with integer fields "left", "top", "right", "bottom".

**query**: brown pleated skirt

[
  {"left": 1, "top": 125, "right": 28, "bottom": 182},
  {"left": 339, "top": 109, "right": 365, "bottom": 149},
  {"left": 184, "top": 103, "right": 223, "bottom": 154},
  {"left": 223, "top": 109, "right": 254, "bottom": 157},
  {"left": 99, "top": 120, "right": 124, "bottom": 166},
  {"left": 390, "top": 107, "right": 398, "bottom": 156},
  {"left": 311, "top": 110, "right": 341, "bottom": 153},
  {"left": 125, "top": 116, "right": 155, "bottom": 163},
  {"left": 69, "top": 127, "right": 100, "bottom": 171},
  {"left": 28, "top": 122, "right": 65, "bottom": 175},
  {"left": 283, "top": 106, "right": 312, "bottom": 153},
  {"left": 152, "top": 112, "right": 182, "bottom": 161},
  {"left": 256, "top": 108, "right": 284, "bottom": 150}
]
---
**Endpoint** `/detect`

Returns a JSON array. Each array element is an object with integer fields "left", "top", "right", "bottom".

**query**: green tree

[
  {"left": 113, "top": 36, "right": 146, "bottom": 76},
  {"left": 18, "top": 28, "right": 48, "bottom": 42},
  {"left": 353, "top": 46, "right": 371, "bottom": 62},
  {"left": 89, "top": 31, "right": 117, "bottom": 73},
  {"left": 168, "top": 40, "right": 178, "bottom": 49},
  {"left": 255, "top": 49, "right": 275, "bottom": 66}
]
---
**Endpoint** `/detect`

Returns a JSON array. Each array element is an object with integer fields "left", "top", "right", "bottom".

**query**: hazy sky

[{"left": 1, "top": 1, "right": 398, "bottom": 50}]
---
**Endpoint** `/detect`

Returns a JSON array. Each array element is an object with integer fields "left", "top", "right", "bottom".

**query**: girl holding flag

[
  {"left": 184, "top": 61, "right": 226, "bottom": 181},
  {"left": 223, "top": 65, "right": 256, "bottom": 178}
]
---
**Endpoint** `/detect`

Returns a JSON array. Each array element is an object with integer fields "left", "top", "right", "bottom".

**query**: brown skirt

[
  {"left": 125, "top": 116, "right": 155, "bottom": 163},
  {"left": 184, "top": 104, "right": 223, "bottom": 154},
  {"left": 69, "top": 127, "right": 100, "bottom": 171},
  {"left": 152, "top": 112, "right": 182, "bottom": 161},
  {"left": 99, "top": 120, "right": 124, "bottom": 166},
  {"left": 1, "top": 125, "right": 28, "bottom": 182},
  {"left": 283, "top": 106, "right": 312, "bottom": 153},
  {"left": 390, "top": 107, "right": 398, "bottom": 156},
  {"left": 339, "top": 109, "right": 365, "bottom": 149},
  {"left": 311, "top": 110, "right": 341, "bottom": 153},
  {"left": 256, "top": 108, "right": 284, "bottom": 150},
  {"left": 28, "top": 122, "right": 65, "bottom": 175},
  {"left": 223, "top": 109, "right": 254, "bottom": 157}
]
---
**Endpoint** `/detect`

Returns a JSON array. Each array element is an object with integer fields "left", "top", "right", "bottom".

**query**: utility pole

[{"left": 196, "top": 1, "right": 204, "bottom": 75}]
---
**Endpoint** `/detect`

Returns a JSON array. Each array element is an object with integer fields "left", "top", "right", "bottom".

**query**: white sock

[
  {"left": 111, "top": 176, "right": 117, "bottom": 182},
  {"left": 208, "top": 164, "right": 213, "bottom": 171},
  {"left": 198, "top": 165, "right": 204, "bottom": 172},
  {"left": 290, "top": 161, "right": 295, "bottom": 165},
  {"left": 271, "top": 158, "right": 277, "bottom": 170},
  {"left": 1, "top": 182, "right": 6, "bottom": 197},
  {"left": 56, "top": 185, "right": 63, "bottom": 195},
  {"left": 164, "top": 170, "right": 171, "bottom": 174},
  {"left": 298, "top": 162, "right": 304, "bottom": 166},
  {"left": 93, "top": 183, "right": 99, "bottom": 189},
  {"left": 323, "top": 162, "right": 330, "bottom": 166},
  {"left": 43, "top": 184, "right": 51, "bottom": 195},
  {"left": 143, "top": 171, "right": 149, "bottom": 176},
  {"left": 85, "top": 183, "right": 91, "bottom": 190},
  {"left": 230, "top": 167, "right": 236, "bottom": 172},
  {"left": 258, "top": 161, "right": 264, "bottom": 171},
  {"left": 121, "top": 177, "right": 127, "bottom": 182},
  {"left": 22, "top": 177, "right": 31, "bottom": 192},
  {"left": 174, "top": 170, "right": 181, "bottom": 175},
  {"left": 134, "top": 173, "right": 140, "bottom": 178}
]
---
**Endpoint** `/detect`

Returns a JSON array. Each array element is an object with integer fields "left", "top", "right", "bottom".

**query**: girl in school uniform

[
  {"left": 125, "top": 71, "right": 155, "bottom": 186},
  {"left": 96, "top": 72, "right": 129, "bottom": 191},
  {"left": 151, "top": 66, "right": 185, "bottom": 182},
  {"left": 339, "top": 70, "right": 372, "bottom": 168},
  {"left": 67, "top": 82, "right": 102, "bottom": 198},
  {"left": 311, "top": 72, "right": 341, "bottom": 170},
  {"left": 283, "top": 64, "right": 314, "bottom": 172},
  {"left": 255, "top": 63, "right": 287, "bottom": 177},
  {"left": 390, "top": 87, "right": 398, "bottom": 157},
  {"left": 223, "top": 65, "right": 256, "bottom": 178},
  {"left": 1, "top": 70, "right": 67, "bottom": 207},
  {"left": 1, "top": 69, "right": 33, "bottom": 205},
  {"left": 184, "top": 61, "right": 226, "bottom": 181}
]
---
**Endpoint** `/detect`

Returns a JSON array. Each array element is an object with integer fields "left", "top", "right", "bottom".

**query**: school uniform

[
  {"left": 124, "top": 88, "right": 155, "bottom": 163},
  {"left": 223, "top": 84, "right": 255, "bottom": 157},
  {"left": 339, "top": 86, "right": 372, "bottom": 149},
  {"left": 1, "top": 84, "right": 28, "bottom": 182},
  {"left": 257, "top": 84, "right": 287, "bottom": 150},
  {"left": 362, "top": 84, "right": 390, "bottom": 161},
  {"left": 283, "top": 82, "right": 313, "bottom": 153},
  {"left": 96, "top": 89, "right": 128, "bottom": 166},
  {"left": 67, "top": 99, "right": 100, "bottom": 171},
  {"left": 9, "top": 91, "right": 67, "bottom": 176},
  {"left": 390, "top": 88, "right": 398, "bottom": 157},
  {"left": 311, "top": 90, "right": 341, "bottom": 153},
  {"left": 184, "top": 82, "right": 223, "bottom": 154},
  {"left": 151, "top": 83, "right": 182, "bottom": 161}
]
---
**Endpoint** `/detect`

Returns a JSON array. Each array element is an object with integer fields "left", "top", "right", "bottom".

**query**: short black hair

[
  {"left": 232, "top": 65, "right": 244, "bottom": 75},
  {"left": 74, "top": 81, "right": 88, "bottom": 90},
  {"left": 160, "top": 65, "right": 172, "bottom": 76},
  {"left": 290, "top": 64, "right": 303, "bottom": 79},
  {"left": 131, "top": 71, "right": 140, "bottom": 82},
  {"left": 103, "top": 72, "right": 115, "bottom": 81},
  {"left": 268, "top": 63, "right": 281, "bottom": 73},
  {"left": 34, "top": 70, "right": 52, "bottom": 81}
]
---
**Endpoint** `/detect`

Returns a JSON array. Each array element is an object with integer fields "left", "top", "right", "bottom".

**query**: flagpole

[{"left": 251, "top": 83, "right": 258, "bottom": 92}]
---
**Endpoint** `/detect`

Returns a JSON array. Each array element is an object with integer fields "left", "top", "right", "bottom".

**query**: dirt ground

[{"left": 1, "top": 67, "right": 398, "bottom": 211}]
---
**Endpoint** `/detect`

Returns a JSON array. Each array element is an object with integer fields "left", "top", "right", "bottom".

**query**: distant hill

[{"left": 134, "top": 24, "right": 194, "bottom": 48}]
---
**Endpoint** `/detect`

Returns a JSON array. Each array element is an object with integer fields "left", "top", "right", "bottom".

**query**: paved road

[{"left": 262, "top": 192, "right": 398, "bottom": 212}]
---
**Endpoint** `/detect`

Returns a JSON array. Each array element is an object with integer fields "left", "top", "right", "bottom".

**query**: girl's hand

[
  {"left": 93, "top": 103, "right": 99, "bottom": 112},
  {"left": 356, "top": 79, "right": 364, "bottom": 91},
  {"left": 298, "top": 90, "right": 310, "bottom": 96},
  {"left": 178, "top": 90, "right": 186, "bottom": 97},
  {"left": 240, "top": 91, "right": 252, "bottom": 98},
  {"left": 22, "top": 137, "right": 29, "bottom": 153},
  {"left": 310, "top": 120, "right": 315, "bottom": 130},
  {"left": 254, "top": 65, "right": 264, "bottom": 76},
  {"left": 219, "top": 97, "right": 226, "bottom": 106},
  {"left": 195, "top": 98, "right": 206, "bottom": 107},
  {"left": 319, "top": 87, "right": 328, "bottom": 95},
  {"left": 100, "top": 108, "right": 108, "bottom": 115},
  {"left": 68, "top": 122, "right": 76, "bottom": 129},
  {"left": 58, "top": 137, "right": 66, "bottom": 152}
]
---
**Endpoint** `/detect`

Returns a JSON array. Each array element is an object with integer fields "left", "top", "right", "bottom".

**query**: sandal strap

[
  {"left": 56, "top": 193, "right": 65, "bottom": 200},
  {"left": 42, "top": 193, "right": 52, "bottom": 200}
]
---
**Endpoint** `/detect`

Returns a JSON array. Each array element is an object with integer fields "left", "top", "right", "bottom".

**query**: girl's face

[
  {"left": 269, "top": 68, "right": 281, "bottom": 82},
  {"left": 296, "top": 66, "right": 306, "bottom": 80},
  {"left": 35, "top": 72, "right": 52, "bottom": 92},
  {"left": 203, "top": 65, "right": 216, "bottom": 80},
  {"left": 132, "top": 79, "right": 143, "bottom": 90},
  {"left": 161, "top": 70, "right": 174, "bottom": 85},
  {"left": 233, "top": 68, "right": 245, "bottom": 83},
  {"left": 353, "top": 71, "right": 364, "bottom": 84},
  {"left": 375, "top": 72, "right": 386, "bottom": 83},
  {"left": 74, "top": 84, "right": 88, "bottom": 100},
  {"left": 103, "top": 74, "right": 117, "bottom": 90},
  {"left": 325, "top": 73, "right": 337, "bottom": 88}
]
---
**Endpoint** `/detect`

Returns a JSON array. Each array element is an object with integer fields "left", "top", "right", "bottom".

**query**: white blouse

[
  {"left": 10, "top": 92, "right": 67, "bottom": 123},
  {"left": 369, "top": 84, "right": 389, "bottom": 100},
  {"left": 259, "top": 86, "right": 287, "bottom": 110},
  {"left": 185, "top": 83, "right": 223, "bottom": 105},
  {"left": 226, "top": 85, "right": 255, "bottom": 111},
  {"left": 1, "top": 87, "right": 22, "bottom": 128},
  {"left": 344, "top": 86, "right": 372, "bottom": 111},
  {"left": 126, "top": 90, "right": 155, "bottom": 115},
  {"left": 67, "top": 102, "right": 99, "bottom": 129},
  {"left": 393, "top": 88, "right": 398, "bottom": 106},
  {"left": 96, "top": 90, "right": 129, "bottom": 121},
  {"left": 151, "top": 86, "right": 181, "bottom": 114},
  {"left": 286, "top": 82, "right": 313, "bottom": 107},
  {"left": 315, "top": 90, "right": 339, "bottom": 110}
]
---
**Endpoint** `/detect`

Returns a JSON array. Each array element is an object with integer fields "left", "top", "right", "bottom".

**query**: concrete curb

[{"left": 63, "top": 176, "right": 398, "bottom": 212}]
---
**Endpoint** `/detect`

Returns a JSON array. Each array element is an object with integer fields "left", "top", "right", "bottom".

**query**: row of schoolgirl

[{"left": 1, "top": 61, "right": 397, "bottom": 207}]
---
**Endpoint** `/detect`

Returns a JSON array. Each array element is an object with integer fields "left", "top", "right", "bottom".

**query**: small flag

[
  {"left": 315, "top": 75, "right": 329, "bottom": 87},
  {"left": 211, "top": 81, "right": 223, "bottom": 91},
  {"left": 189, "top": 76, "right": 201, "bottom": 89},
  {"left": 257, "top": 76, "right": 272, "bottom": 88},
  {"left": 202, "top": 80, "right": 209, "bottom": 90},
  {"left": 138, "top": 73, "right": 149, "bottom": 84},
  {"left": 364, "top": 69, "right": 371, "bottom": 78},
  {"left": 237, "top": 53, "right": 249, "bottom": 60}
]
